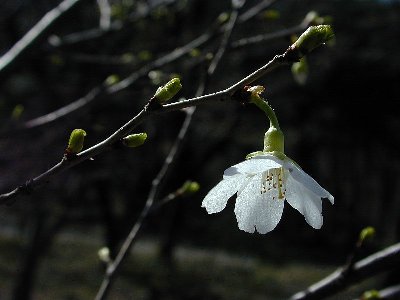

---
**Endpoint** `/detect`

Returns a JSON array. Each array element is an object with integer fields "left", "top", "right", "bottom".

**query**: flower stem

[{"left": 251, "top": 96, "right": 280, "bottom": 130}]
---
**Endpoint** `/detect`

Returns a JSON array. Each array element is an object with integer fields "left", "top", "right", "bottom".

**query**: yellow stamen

[{"left": 261, "top": 168, "right": 286, "bottom": 200}]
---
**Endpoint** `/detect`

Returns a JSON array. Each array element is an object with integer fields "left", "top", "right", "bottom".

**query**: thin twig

[
  {"left": 379, "top": 284, "right": 400, "bottom": 299},
  {"left": 231, "top": 23, "right": 306, "bottom": 49},
  {"left": 93, "top": 2, "right": 244, "bottom": 298},
  {"left": 238, "top": 0, "right": 278, "bottom": 23},
  {"left": 23, "top": 0, "right": 284, "bottom": 129},
  {"left": 24, "top": 19, "right": 220, "bottom": 129},
  {"left": 0, "top": 0, "right": 82, "bottom": 75},
  {"left": 1, "top": 44, "right": 300, "bottom": 205},
  {"left": 291, "top": 243, "right": 400, "bottom": 300},
  {"left": 48, "top": 0, "right": 177, "bottom": 47},
  {"left": 97, "top": 0, "right": 111, "bottom": 30}
]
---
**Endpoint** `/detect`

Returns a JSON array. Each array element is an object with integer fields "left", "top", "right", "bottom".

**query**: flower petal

[
  {"left": 234, "top": 174, "right": 284, "bottom": 234},
  {"left": 284, "top": 159, "right": 334, "bottom": 204},
  {"left": 285, "top": 174, "right": 323, "bottom": 229},
  {"left": 224, "top": 155, "right": 283, "bottom": 178},
  {"left": 202, "top": 175, "right": 245, "bottom": 214}
]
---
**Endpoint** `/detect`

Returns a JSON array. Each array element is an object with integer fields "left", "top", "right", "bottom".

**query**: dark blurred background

[{"left": 0, "top": 0, "right": 399, "bottom": 299}]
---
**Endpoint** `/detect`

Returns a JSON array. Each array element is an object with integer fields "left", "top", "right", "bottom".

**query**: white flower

[{"left": 202, "top": 154, "right": 334, "bottom": 234}]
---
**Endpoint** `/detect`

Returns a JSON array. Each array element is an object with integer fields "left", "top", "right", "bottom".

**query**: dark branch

[
  {"left": 0, "top": 43, "right": 303, "bottom": 206},
  {"left": 0, "top": 0, "right": 83, "bottom": 75},
  {"left": 291, "top": 242, "right": 400, "bottom": 300}
]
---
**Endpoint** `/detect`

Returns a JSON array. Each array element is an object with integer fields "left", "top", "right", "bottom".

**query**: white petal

[
  {"left": 284, "top": 159, "right": 334, "bottom": 204},
  {"left": 202, "top": 175, "right": 245, "bottom": 214},
  {"left": 285, "top": 175, "right": 323, "bottom": 229},
  {"left": 234, "top": 174, "right": 284, "bottom": 234},
  {"left": 223, "top": 155, "right": 283, "bottom": 178}
]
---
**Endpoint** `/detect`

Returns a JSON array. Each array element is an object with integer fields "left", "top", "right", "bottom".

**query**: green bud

[
  {"left": 291, "top": 25, "right": 334, "bottom": 55},
  {"left": 154, "top": 78, "right": 182, "bottom": 104},
  {"left": 291, "top": 57, "right": 309, "bottom": 85},
  {"left": 359, "top": 226, "right": 376, "bottom": 243},
  {"left": 67, "top": 129, "right": 86, "bottom": 154},
  {"left": 180, "top": 180, "right": 200, "bottom": 196},
  {"left": 122, "top": 133, "right": 147, "bottom": 148},
  {"left": 218, "top": 12, "right": 230, "bottom": 24},
  {"left": 11, "top": 104, "right": 24, "bottom": 120},
  {"left": 105, "top": 74, "right": 119, "bottom": 86},
  {"left": 302, "top": 11, "right": 319, "bottom": 26},
  {"left": 98, "top": 247, "right": 111, "bottom": 264},
  {"left": 361, "top": 290, "right": 381, "bottom": 300},
  {"left": 121, "top": 53, "right": 134, "bottom": 63},
  {"left": 138, "top": 50, "right": 152, "bottom": 61},
  {"left": 264, "top": 126, "right": 284, "bottom": 153},
  {"left": 148, "top": 70, "right": 163, "bottom": 85},
  {"left": 262, "top": 9, "right": 280, "bottom": 20},
  {"left": 189, "top": 48, "right": 201, "bottom": 57}
]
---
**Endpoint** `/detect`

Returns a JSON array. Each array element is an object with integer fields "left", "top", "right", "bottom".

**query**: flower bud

[
  {"left": 105, "top": 74, "right": 119, "bottom": 86},
  {"left": 359, "top": 226, "right": 376, "bottom": 243},
  {"left": 122, "top": 133, "right": 147, "bottom": 148},
  {"left": 98, "top": 247, "right": 111, "bottom": 264},
  {"left": 291, "top": 57, "right": 309, "bottom": 85},
  {"left": 154, "top": 78, "right": 182, "bottom": 104},
  {"left": 180, "top": 180, "right": 200, "bottom": 196},
  {"left": 291, "top": 25, "right": 334, "bottom": 55},
  {"left": 67, "top": 129, "right": 86, "bottom": 154},
  {"left": 361, "top": 290, "right": 381, "bottom": 300}
]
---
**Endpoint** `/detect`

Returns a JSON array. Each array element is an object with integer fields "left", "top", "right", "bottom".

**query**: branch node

[
  {"left": 19, "top": 179, "right": 34, "bottom": 196},
  {"left": 145, "top": 96, "right": 163, "bottom": 112},
  {"left": 231, "top": 86, "right": 252, "bottom": 105}
]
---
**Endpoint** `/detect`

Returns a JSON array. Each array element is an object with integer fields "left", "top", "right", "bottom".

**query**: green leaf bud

[
  {"left": 262, "top": 9, "right": 280, "bottom": 21},
  {"left": 122, "top": 133, "right": 147, "bottom": 148},
  {"left": 291, "top": 25, "right": 334, "bottom": 55},
  {"left": 361, "top": 290, "right": 381, "bottom": 300},
  {"left": 189, "top": 48, "right": 201, "bottom": 58},
  {"left": 291, "top": 57, "right": 309, "bottom": 85},
  {"left": 67, "top": 129, "right": 86, "bottom": 154},
  {"left": 11, "top": 104, "right": 24, "bottom": 120},
  {"left": 359, "top": 226, "right": 376, "bottom": 243},
  {"left": 154, "top": 77, "right": 182, "bottom": 104},
  {"left": 179, "top": 180, "right": 200, "bottom": 196},
  {"left": 98, "top": 247, "right": 111, "bottom": 264},
  {"left": 218, "top": 12, "right": 230, "bottom": 24},
  {"left": 138, "top": 50, "right": 152, "bottom": 61},
  {"left": 148, "top": 70, "right": 163, "bottom": 85},
  {"left": 105, "top": 74, "right": 120, "bottom": 86}
]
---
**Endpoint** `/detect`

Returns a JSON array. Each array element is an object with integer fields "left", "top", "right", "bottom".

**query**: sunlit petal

[
  {"left": 202, "top": 175, "right": 245, "bottom": 214},
  {"left": 285, "top": 159, "right": 334, "bottom": 204},
  {"left": 234, "top": 174, "right": 284, "bottom": 234},
  {"left": 286, "top": 175, "right": 323, "bottom": 229},
  {"left": 224, "top": 155, "right": 283, "bottom": 178}
]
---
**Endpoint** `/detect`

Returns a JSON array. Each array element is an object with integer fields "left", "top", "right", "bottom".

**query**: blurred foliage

[{"left": 0, "top": 0, "right": 400, "bottom": 298}]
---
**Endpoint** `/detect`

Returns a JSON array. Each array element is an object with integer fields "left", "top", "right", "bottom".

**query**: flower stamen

[{"left": 261, "top": 168, "right": 286, "bottom": 200}]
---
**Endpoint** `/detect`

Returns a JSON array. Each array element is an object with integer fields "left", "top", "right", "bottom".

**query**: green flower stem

[{"left": 251, "top": 96, "right": 280, "bottom": 130}]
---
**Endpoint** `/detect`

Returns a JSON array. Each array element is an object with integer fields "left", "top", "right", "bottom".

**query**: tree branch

[
  {"left": 0, "top": 0, "right": 83, "bottom": 75},
  {"left": 291, "top": 242, "right": 400, "bottom": 300},
  {"left": 22, "top": 0, "right": 284, "bottom": 129},
  {"left": 93, "top": 3, "right": 244, "bottom": 298},
  {"left": 23, "top": 17, "right": 220, "bottom": 129},
  {"left": 1, "top": 44, "right": 298, "bottom": 205}
]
